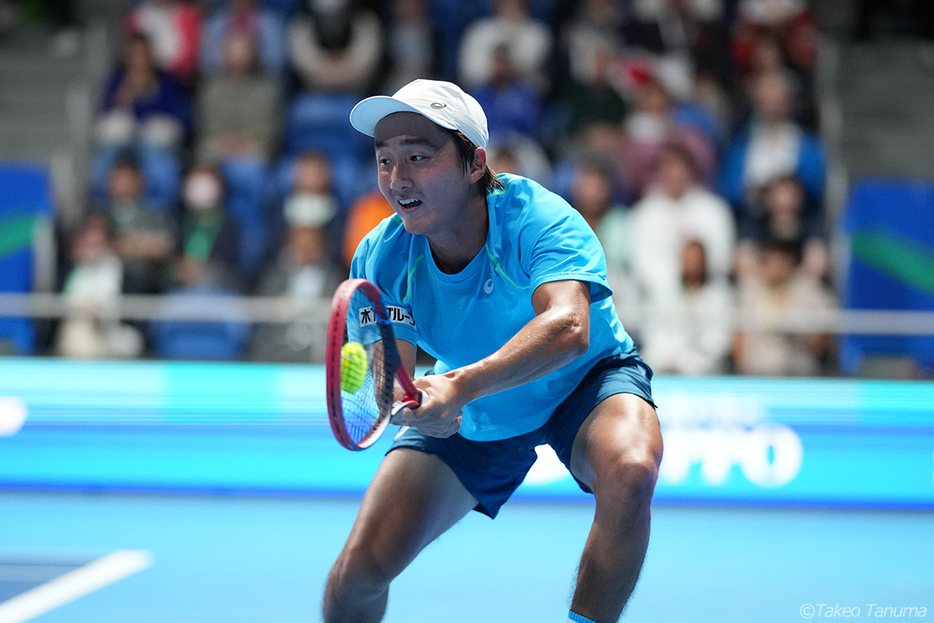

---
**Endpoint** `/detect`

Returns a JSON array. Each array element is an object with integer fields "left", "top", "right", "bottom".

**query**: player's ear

[{"left": 468, "top": 147, "right": 486, "bottom": 184}]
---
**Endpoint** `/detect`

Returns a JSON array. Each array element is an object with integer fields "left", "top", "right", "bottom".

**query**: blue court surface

[{"left": 1, "top": 492, "right": 932, "bottom": 622}]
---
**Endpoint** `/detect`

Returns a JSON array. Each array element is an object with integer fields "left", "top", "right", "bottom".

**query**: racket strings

[{"left": 341, "top": 295, "right": 396, "bottom": 445}]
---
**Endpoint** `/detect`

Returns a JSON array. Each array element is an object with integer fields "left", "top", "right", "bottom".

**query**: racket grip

[{"left": 390, "top": 390, "right": 424, "bottom": 421}]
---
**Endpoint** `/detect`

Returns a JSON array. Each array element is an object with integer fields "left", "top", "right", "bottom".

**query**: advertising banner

[{"left": 1, "top": 360, "right": 932, "bottom": 508}]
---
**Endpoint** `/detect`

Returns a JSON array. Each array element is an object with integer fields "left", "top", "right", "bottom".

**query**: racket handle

[{"left": 390, "top": 389, "right": 424, "bottom": 419}]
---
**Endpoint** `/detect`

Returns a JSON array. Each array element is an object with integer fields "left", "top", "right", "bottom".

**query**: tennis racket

[{"left": 325, "top": 278, "right": 422, "bottom": 450}]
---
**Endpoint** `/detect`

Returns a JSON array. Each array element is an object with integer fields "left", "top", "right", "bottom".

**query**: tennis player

[{"left": 323, "top": 79, "right": 663, "bottom": 623}]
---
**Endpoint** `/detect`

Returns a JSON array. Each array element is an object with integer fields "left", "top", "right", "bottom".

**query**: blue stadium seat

[
  {"left": 219, "top": 158, "right": 272, "bottom": 280},
  {"left": 839, "top": 178, "right": 934, "bottom": 375},
  {"left": 148, "top": 287, "right": 251, "bottom": 361},
  {"left": 0, "top": 163, "right": 54, "bottom": 355},
  {"left": 283, "top": 93, "right": 370, "bottom": 161}
]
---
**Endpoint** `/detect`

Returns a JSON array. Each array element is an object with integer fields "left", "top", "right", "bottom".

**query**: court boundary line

[{"left": 0, "top": 549, "right": 152, "bottom": 623}]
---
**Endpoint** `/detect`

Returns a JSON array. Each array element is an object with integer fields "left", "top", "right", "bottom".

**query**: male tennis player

[{"left": 323, "top": 79, "right": 663, "bottom": 623}]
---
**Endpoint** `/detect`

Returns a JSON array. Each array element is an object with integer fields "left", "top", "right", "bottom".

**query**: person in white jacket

[
  {"left": 629, "top": 140, "right": 736, "bottom": 316},
  {"left": 639, "top": 239, "right": 735, "bottom": 375}
]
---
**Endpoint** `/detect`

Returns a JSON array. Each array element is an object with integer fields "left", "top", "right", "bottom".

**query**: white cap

[{"left": 349, "top": 79, "right": 489, "bottom": 149}]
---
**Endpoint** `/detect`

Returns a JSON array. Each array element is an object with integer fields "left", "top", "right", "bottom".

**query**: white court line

[{"left": 0, "top": 550, "right": 152, "bottom": 623}]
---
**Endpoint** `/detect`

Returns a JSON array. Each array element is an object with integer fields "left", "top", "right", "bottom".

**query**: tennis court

[{"left": 1, "top": 492, "right": 932, "bottom": 622}]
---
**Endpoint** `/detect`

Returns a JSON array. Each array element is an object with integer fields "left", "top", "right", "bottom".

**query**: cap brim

[{"left": 349, "top": 96, "right": 457, "bottom": 138}]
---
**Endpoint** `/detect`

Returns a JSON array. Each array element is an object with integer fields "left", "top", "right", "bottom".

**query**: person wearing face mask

[
  {"left": 145, "top": 166, "right": 249, "bottom": 360},
  {"left": 175, "top": 165, "right": 242, "bottom": 290},
  {"left": 281, "top": 150, "right": 340, "bottom": 226},
  {"left": 249, "top": 152, "right": 343, "bottom": 362}
]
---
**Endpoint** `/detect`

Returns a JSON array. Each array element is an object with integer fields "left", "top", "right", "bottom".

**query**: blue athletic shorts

[{"left": 388, "top": 353, "right": 655, "bottom": 518}]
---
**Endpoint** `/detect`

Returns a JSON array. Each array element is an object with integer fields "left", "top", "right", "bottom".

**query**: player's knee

[
  {"left": 594, "top": 447, "right": 661, "bottom": 512},
  {"left": 328, "top": 541, "right": 399, "bottom": 597}
]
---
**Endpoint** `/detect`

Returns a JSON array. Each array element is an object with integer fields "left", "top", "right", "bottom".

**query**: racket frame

[{"left": 326, "top": 278, "right": 420, "bottom": 450}]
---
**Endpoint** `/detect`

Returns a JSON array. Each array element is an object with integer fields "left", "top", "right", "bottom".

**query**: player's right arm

[{"left": 394, "top": 279, "right": 591, "bottom": 436}]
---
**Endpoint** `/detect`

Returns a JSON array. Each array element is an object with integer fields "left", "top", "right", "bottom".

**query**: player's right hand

[{"left": 390, "top": 374, "right": 464, "bottom": 438}]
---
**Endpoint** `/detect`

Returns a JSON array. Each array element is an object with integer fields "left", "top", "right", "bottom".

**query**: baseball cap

[{"left": 349, "top": 79, "right": 489, "bottom": 149}]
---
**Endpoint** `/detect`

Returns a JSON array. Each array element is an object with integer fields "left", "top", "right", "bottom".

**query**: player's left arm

[{"left": 395, "top": 279, "right": 591, "bottom": 435}]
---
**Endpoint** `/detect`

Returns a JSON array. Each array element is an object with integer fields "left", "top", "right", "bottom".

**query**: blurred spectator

[
  {"left": 675, "top": 68, "right": 731, "bottom": 151},
  {"left": 718, "top": 69, "right": 826, "bottom": 214},
  {"left": 55, "top": 214, "right": 144, "bottom": 359},
  {"left": 735, "top": 173, "right": 827, "bottom": 282},
  {"left": 287, "top": 0, "right": 383, "bottom": 94},
  {"left": 640, "top": 239, "right": 734, "bottom": 375},
  {"left": 568, "top": 158, "right": 630, "bottom": 283},
  {"left": 277, "top": 150, "right": 341, "bottom": 257},
  {"left": 629, "top": 142, "right": 735, "bottom": 310},
  {"left": 103, "top": 159, "right": 175, "bottom": 295},
  {"left": 617, "top": 75, "right": 717, "bottom": 202},
  {"left": 556, "top": 35, "right": 627, "bottom": 151},
  {"left": 200, "top": 0, "right": 288, "bottom": 77},
  {"left": 628, "top": 0, "right": 731, "bottom": 87},
  {"left": 487, "top": 139, "right": 552, "bottom": 187},
  {"left": 146, "top": 167, "right": 249, "bottom": 362},
  {"left": 732, "top": 0, "right": 817, "bottom": 78},
  {"left": 250, "top": 171, "right": 343, "bottom": 362},
  {"left": 196, "top": 31, "right": 283, "bottom": 164},
  {"left": 342, "top": 188, "right": 394, "bottom": 269},
  {"left": 97, "top": 33, "right": 192, "bottom": 153},
  {"left": 471, "top": 43, "right": 544, "bottom": 139},
  {"left": 283, "top": 151, "right": 339, "bottom": 227},
  {"left": 458, "top": 0, "right": 553, "bottom": 91},
  {"left": 148, "top": 165, "right": 249, "bottom": 361},
  {"left": 174, "top": 166, "right": 242, "bottom": 291},
  {"left": 560, "top": 0, "right": 626, "bottom": 51},
  {"left": 732, "top": 238, "right": 835, "bottom": 376},
  {"left": 125, "top": 0, "right": 202, "bottom": 83},
  {"left": 379, "top": 0, "right": 442, "bottom": 93},
  {"left": 736, "top": 30, "right": 815, "bottom": 128}
]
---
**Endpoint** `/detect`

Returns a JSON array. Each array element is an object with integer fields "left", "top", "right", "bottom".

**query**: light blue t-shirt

[{"left": 350, "top": 174, "right": 636, "bottom": 441}]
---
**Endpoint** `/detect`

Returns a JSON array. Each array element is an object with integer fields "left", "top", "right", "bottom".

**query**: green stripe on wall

[
  {"left": 0, "top": 215, "right": 36, "bottom": 257},
  {"left": 851, "top": 228, "right": 934, "bottom": 293}
]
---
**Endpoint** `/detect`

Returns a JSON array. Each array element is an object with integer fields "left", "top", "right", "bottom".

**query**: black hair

[
  {"left": 761, "top": 237, "right": 803, "bottom": 265},
  {"left": 449, "top": 130, "right": 504, "bottom": 196},
  {"left": 657, "top": 140, "right": 699, "bottom": 179}
]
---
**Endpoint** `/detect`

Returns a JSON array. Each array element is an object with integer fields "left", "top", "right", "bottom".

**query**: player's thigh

[
  {"left": 340, "top": 448, "right": 478, "bottom": 578},
  {"left": 568, "top": 393, "right": 663, "bottom": 497}
]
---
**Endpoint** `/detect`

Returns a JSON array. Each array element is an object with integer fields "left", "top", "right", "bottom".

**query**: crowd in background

[{"left": 47, "top": 0, "right": 839, "bottom": 375}]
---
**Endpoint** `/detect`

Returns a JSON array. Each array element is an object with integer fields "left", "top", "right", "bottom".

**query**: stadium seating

[{"left": 148, "top": 286, "right": 251, "bottom": 361}]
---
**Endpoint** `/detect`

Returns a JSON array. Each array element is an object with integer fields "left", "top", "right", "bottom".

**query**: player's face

[{"left": 373, "top": 112, "right": 482, "bottom": 240}]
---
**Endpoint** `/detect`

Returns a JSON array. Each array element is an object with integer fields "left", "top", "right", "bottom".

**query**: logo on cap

[{"left": 430, "top": 102, "right": 447, "bottom": 109}]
